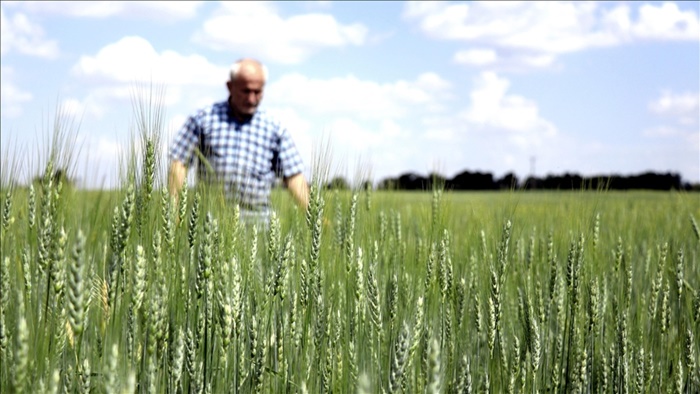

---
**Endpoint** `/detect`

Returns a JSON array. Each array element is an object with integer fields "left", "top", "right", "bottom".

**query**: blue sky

[{"left": 1, "top": 1, "right": 698, "bottom": 188}]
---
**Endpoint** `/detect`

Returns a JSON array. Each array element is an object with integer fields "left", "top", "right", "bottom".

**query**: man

[{"left": 168, "top": 58, "right": 309, "bottom": 223}]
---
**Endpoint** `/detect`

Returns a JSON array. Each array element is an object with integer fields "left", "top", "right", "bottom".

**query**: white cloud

[
  {"left": 0, "top": 7, "right": 59, "bottom": 58},
  {"left": 315, "top": 1, "right": 332, "bottom": 6},
  {"left": 633, "top": 2, "right": 700, "bottom": 40},
  {"left": 262, "top": 106, "right": 406, "bottom": 180},
  {"left": 266, "top": 72, "right": 451, "bottom": 119},
  {"left": 192, "top": 2, "right": 368, "bottom": 64},
  {"left": 649, "top": 90, "right": 699, "bottom": 125},
  {"left": 405, "top": 1, "right": 699, "bottom": 70},
  {"left": 454, "top": 48, "right": 498, "bottom": 66},
  {"left": 58, "top": 98, "right": 86, "bottom": 119},
  {"left": 642, "top": 126, "right": 700, "bottom": 148},
  {"left": 0, "top": 66, "right": 32, "bottom": 118},
  {"left": 166, "top": 114, "right": 188, "bottom": 137},
  {"left": 265, "top": 70, "right": 557, "bottom": 180},
  {"left": 84, "top": 135, "right": 122, "bottom": 160},
  {"left": 68, "top": 36, "right": 227, "bottom": 118},
  {"left": 454, "top": 48, "right": 556, "bottom": 69},
  {"left": 60, "top": 85, "right": 165, "bottom": 121},
  {"left": 423, "top": 128, "right": 455, "bottom": 142},
  {"left": 415, "top": 72, "right": 452, "bottom": 91},
  {"left": 63, "top": 36, "right": 229, "bottom": 159},
  {"left": 645, "top": 90, "right": 699, "bottom": 154},
  {"left": 309, "top": 117, "right": 404, "bottom": 182},
  {"left": 461, "top": 71, "right": 557, "bottom": 148},
  {"left": 328, "top": 118, "right": 402, "bottom": 152},
  {"left": 404, "top": 2, "right": 605, "bottom": 51},
  {"left": 646, "top": 126, "right": 677, "bottom": 137},
  {"left": 72, "top": 36, "right": 228, "bottom": 87},
  {"left": 75, "top": 134, "right": 126, "bottom": 189},
  {"left": 3, "top": 1, "right": 203, "bottom": 21}
]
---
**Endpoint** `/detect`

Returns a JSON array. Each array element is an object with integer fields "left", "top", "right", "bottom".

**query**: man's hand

[
  {"left": 284, "top": 173, "right": 310, "bottom": 211},
  {"left": 168, "top": 160, "right": 187, "bottom": 202}
]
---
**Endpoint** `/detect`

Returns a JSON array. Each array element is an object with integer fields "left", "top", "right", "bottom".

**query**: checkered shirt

[{"left": 169, "top": 100, "right": 305, "bottom": 217}]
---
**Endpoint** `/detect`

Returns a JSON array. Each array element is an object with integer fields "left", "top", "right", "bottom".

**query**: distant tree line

[
  {"left": 322, "top": 170, "right": 696, "bottom": 191},
  {"left": 28, "top": 168, "right": 693, "bottom": 192}
]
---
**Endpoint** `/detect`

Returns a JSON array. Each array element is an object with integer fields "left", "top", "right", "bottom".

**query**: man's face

[{"left": 228, "top": 74, "right": 265, "bottom": 116}]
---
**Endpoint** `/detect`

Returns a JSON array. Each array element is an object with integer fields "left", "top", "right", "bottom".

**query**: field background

[{"left": 1, "top": 183, "right": 698, "bottom": 393}]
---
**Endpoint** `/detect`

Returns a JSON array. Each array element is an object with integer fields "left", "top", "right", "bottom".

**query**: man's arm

[
  {"left": 168, "top": 160, "right": 188, "bottom": 201},
  {"left": 284, "top": 172, "right": 309, "bottom": 211}
]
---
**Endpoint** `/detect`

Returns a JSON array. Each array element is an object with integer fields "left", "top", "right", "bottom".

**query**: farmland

[{"left": 0, "top": 171, "right": 698, "bottom": 393}]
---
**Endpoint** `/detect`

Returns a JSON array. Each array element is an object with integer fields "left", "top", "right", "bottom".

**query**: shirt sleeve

[
  {"left": 169, "top": 115, "right": 200, "bottom": 167},
  {"left": 277, "top": 127, "right": 305, "bottom": 179}
]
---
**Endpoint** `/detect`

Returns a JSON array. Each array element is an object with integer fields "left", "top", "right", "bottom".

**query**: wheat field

[
  {"left": 1, "top": 161, "right": 698, "bottom": 393},
  {"left": 0, "top": 101, "right": 698, "bottom": 393}
]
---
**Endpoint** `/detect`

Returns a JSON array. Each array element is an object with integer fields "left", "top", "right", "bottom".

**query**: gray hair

[{"left": 230, "top": 59, "right": 268, "bottom": 81}]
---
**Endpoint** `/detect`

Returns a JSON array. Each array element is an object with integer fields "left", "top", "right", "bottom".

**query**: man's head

[{"left": 227, "top": 58, "right": 267, "bottom": 119}]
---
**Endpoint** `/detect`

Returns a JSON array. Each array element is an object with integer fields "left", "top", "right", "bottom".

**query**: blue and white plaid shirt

[{"left": 169, "top": 100, "right": 305, "bottom": 219}]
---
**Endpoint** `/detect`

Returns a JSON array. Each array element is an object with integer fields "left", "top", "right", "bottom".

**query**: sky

[{"left": 1, "top": 1, "right": 699, "bottom": 189}]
